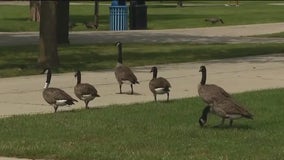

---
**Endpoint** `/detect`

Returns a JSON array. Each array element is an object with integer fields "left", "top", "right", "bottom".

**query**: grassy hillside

[{"left": 0, "top": 88, "right": 283, "bottom": 159}]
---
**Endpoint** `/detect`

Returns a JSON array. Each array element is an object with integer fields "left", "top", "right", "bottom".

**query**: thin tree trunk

[
  {"left": 29, "top": 0, "right": 40, "bottom": 22},
  {"left": 57, "top": 0, "right": 70, "bottom": 44},
  {"left": 94, "top": 0, "right": 99, "bottom": 28},
  {"left": 38, "top": 1, "right": 59, "bottom": 68}
]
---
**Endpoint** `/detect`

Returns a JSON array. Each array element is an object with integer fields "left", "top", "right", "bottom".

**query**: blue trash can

[{"left": 110, "top": 4, "right": 128, "bottom": 30}]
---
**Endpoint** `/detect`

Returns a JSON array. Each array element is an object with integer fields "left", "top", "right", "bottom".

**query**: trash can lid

[{"left": 111, "top": 1, "right": 118, "bottom": 6}]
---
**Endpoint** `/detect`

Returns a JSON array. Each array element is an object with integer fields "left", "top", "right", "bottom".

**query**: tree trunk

[
  {"left": 57, "top": 0, "right": 70, "bottom": 44},
  {"left": 94, "top": 0, "right": 99, "bottom": 28},
  {"left": 29, "top": 0, "right": 40, "bottom": 22},
  {"left": 38, "top": 1, "right": 59, "bottom": 68}
]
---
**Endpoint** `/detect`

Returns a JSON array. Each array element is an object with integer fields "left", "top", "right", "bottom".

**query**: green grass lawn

[
  {"left": 1, "top": 43, "right": 284, "bottom": 77},
  {"left": 0, "top": 1, "right": 284, "bottom": 31},
  {"left": 0, "top": 88, "right": 283, "bottom": 159}
]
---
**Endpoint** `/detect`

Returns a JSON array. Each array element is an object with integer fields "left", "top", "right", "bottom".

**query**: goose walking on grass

[
  {"left": 114, "top": 41, "right": 139, "bottom": 94},
  {"left": 74, "top": 70, "right": 100, "bottom": 109},
  {"left": 199, "top": 98, "right": 253, "bottom": 127},
  {"left": 42, "top": 68, "right": 78, "bottom": 113},
  {"left": 198, "top": 65, "right": 231, "bottom": 107},
  {"left": 197, "top": 65, "right": 253, "bottom": 127},
  {"left": 149, "top": 66, "right": 171, "bottom": 102}
]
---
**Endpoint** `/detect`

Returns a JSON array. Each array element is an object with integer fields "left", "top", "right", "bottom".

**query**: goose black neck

[
  {"left": 201, "top": 69, "right": 206, "bottom": 85},
  {"left": 46, "top": 69, "right": 51, "bottom": 84},
  {"left": 152, "top": 68, "right": 157, "bottom": 79},
  {"left": 117, "top": 44, "right": 123, "bottom": 64},
  {"left": 200, "top": 106, "right": 210, "bottom": 122},
  {"left": 76, "top": 71, "right": 81, "bottom": 84}
]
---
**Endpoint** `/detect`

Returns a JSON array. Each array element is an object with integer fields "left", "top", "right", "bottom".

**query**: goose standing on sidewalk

[
  {"left": 114, "top": 41, "right": 139, "bottom": 94},
  {"left": 149, "top": 66, "right": 171, "bottom": 102},
  {"left": 42, "top": 68, "right": 78, "bottom": 113},
  {"left": 74, "top": 70, "right": 100, "bottom": 109}
]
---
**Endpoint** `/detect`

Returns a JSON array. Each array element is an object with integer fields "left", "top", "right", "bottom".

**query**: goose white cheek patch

[{"left": 44, "top": 82, "right": 49, "bottom": 89}]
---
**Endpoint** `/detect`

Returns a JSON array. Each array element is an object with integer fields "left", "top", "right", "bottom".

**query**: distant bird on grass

[
  {"left": 205, "top": 17, "right": 224, "bottom": 24},
  {"left": 83, "top": 21, "right": 98, "bottom": 29}
]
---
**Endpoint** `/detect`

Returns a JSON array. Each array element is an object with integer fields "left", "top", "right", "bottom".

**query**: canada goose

[
  {"left": 74, "top": 70, "right": 100, "bottom": 109},
  {"left": 83, "top": 21, "right": 98, "bottom": 29},
  {"left": 42, "top": 68, "right": 78, "bottom": 113},
  {"left": 198, "top": 65, "right": 231, "bottom": 107},
  {"left": 149, "top": 66, "right": 171, "bottom": 102},
  {"left": 114, "top": 41, "right": 139, "bottom": 94},
  {"left": 199, "top": 98, "right": 253, "bottom": 127},
  {"left": 205, "top": 18, "right": 224, "bottom": 24}
]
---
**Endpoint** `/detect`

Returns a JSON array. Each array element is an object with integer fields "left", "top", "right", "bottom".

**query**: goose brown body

[
  {"left": 114, "top": 42, "right": 139, "bottom": 94},
  {"left": 42, "top": 68, "right": 77, "bottom": 113},
  {"left": 74, "top": 71, "right": 100, "bottom": 109},
  {"left": 43, "top": 88, "right": 77, "bottom": 106},
  {"left": 149, "top": 66, "right": 171, "bottom": 101},
  {"left": 212, "top": 98, "right": 253, "bottom": 119},
  {"left": 200, "top": 98, "right": 253, "bottom": 126}
]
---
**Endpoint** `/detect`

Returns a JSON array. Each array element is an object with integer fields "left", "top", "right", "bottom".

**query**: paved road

[{"left": 1, "top": 23, "right": 284, "bottom": 46}]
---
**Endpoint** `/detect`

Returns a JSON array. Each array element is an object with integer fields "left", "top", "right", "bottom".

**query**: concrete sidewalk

[
  {"left": 0, "top": 54, "right": 283, "bottom": 117},
  {"left": 2, "top": 23, "right": 284, "bottom": 46}
]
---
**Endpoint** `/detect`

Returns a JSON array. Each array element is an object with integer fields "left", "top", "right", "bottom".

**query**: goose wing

[
  {"left": 115, "top": 65, "right": 139, "bottom": 84},
  {"left": 198, "top": 84, "right": 231, "bottom": 104},
  {"left": 75, "top": 83, "right": 99, "bottom": 96},
  {"left": 214, "top": 98, "right": 253, "bottom": 119},
  {"left": 155, "top": 77, "right": 171, "bottom": 88},
  {"left": 149, "top": 77, "right": 171, "bottom": 92},
  {"left": 43, "top": 88, "right": 77, "bottom": 105}
]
